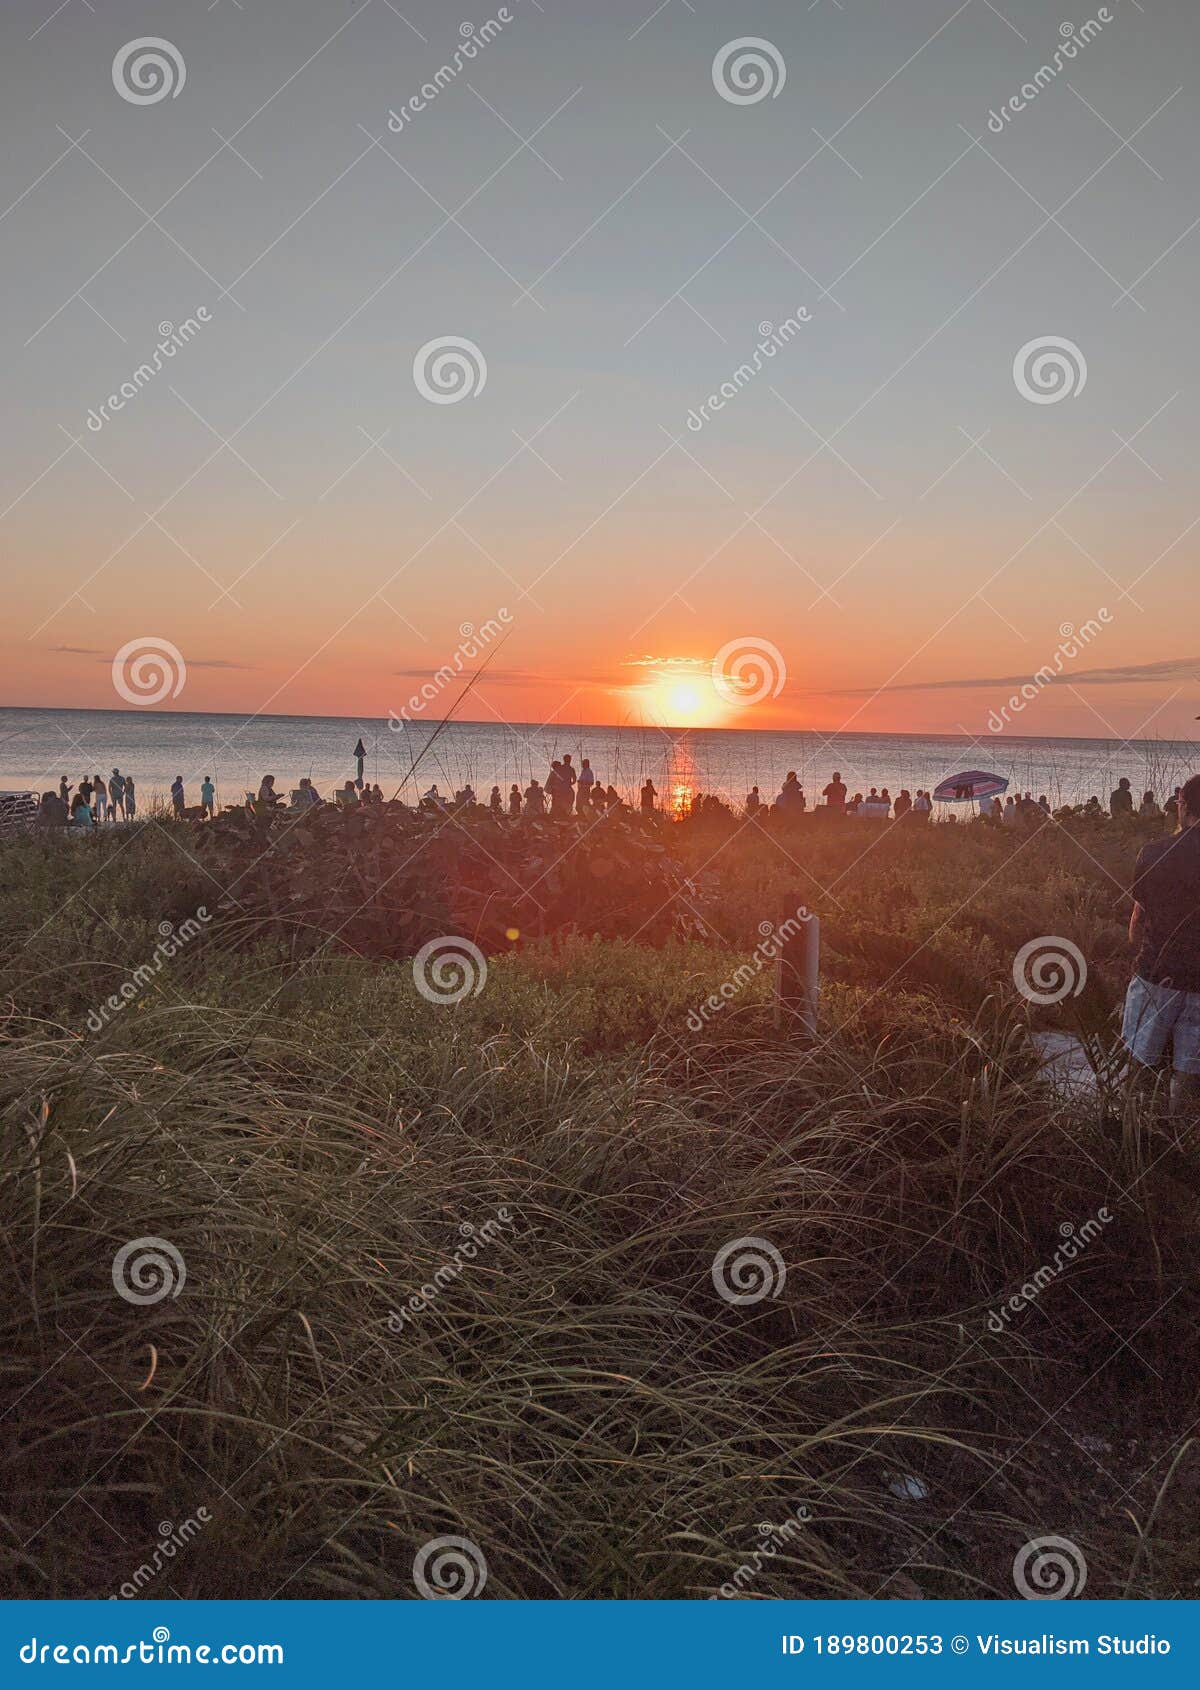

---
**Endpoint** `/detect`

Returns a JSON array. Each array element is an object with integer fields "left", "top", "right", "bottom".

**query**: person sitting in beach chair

[{"left": 38, "top": 790, "right": 69, "bottom": 827}]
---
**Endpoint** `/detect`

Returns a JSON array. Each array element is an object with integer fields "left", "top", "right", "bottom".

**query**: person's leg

[
  {"left": 1170, "top": 1070, "right": 1200, "bottom": 1119},
  {"left": 1170, "top": 990, "right": 1200, "bottom": 1122}
]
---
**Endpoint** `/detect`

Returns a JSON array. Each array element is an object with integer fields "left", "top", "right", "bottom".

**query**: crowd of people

[
  {"left": 35, "top": 761, "right": 1192, "bottom": 834},
  {"left": 35, "top": 770, "right": 138, "bottom": 828}
]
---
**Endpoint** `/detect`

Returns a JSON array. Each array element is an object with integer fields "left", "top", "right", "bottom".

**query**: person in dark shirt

[
  {"left": 1111, "top": 776, "right": 1134, "bottom": 819},
  {"left": 1122, "top": 772, "right": 1200, "bottom": 1116},
  {"left": 823, "top": 772, "right": 847, "bottom": 813}
]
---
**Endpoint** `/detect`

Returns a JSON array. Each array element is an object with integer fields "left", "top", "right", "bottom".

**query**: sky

[{"left": 2, "top": 0, "right": 1199, "bottom": 743}]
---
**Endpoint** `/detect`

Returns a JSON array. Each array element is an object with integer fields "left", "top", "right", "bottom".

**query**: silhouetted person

[
  {"left": 576, "top": 757, "right": 595, "bottom": 811},
  {"left": 1124, "top": 771, "right": 1200, "bottom": 1116},
  {"left": 170, "top": 775, "right": 185, "bottom": 817},
  {"left": 508, "top": 784, "right": 521, "bottom": 817},
  {"left": 640, "top": 778, "right": 656, "bottom": 814},
  {"left": 524, "top": 779, "right": 545, "bottom": 817},
  {"left": 1111, "top": 777, "right": 1134, "bottom": 818},
  {"left": 823, "top": 771, "right": 847, "bottom": 813},
  {"left": 58, "top": 776, "right": 70, "bottom": 807},
  {"left": 745, "top": 785, "right": 761, "bottom": 816},
  {"left": 489, "top": 785, "right": 502, "bottom": 813}
]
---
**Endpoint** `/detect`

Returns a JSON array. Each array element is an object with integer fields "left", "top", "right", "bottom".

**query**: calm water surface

[{"left": 2, "top": 707, "right": 1197, "bottom": 814}]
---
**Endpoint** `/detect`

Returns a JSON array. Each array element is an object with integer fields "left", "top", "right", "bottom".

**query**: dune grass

[{"left": 1, "top": 815, "right": 1197, "bottom": 1599}]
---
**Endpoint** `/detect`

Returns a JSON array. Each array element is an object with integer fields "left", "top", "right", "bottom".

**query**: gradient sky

[{"left": 2, "top": 0, "right": 1199, "bottom": 740}]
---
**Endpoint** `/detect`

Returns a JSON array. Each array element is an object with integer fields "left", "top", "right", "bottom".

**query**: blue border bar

[{"left": 2, "top": 1601, "right": 1195, "bottom": 1685}]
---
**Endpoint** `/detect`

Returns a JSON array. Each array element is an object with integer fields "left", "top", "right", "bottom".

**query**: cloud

[
  {"left": 392, "top": 666, "right": 539, "bottom": 685},
  {"left": 45, "top": 648, "right": 255, "bottom": 670},
  {"left": 827, "top": 656, "right": 1200, "bottom": 697},
  {"left": 619, "top": 654, "right": 711, "bottom": 674}
]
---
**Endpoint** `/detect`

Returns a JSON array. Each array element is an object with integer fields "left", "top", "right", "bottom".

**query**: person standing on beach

[
  {"left": 823, "top": 772, "right": 847, "bottom": 814},
  {"left": 561, "top": 754, "right": 578, "bottom": 809},
  {"left": 508, "top": 784, "right": 521, "bottom": 817},
  {"left": 124, "top": 775, "right": 137, "bottom": 819},
  {"left": 524, "top": 778, "right": 545, "bottom": 817},
  {"left": 171, "top": 775, "right": 185, "bottom": 817},
  {"left": 576, "top": 758, "right": 595, "bottom": 811},
  {"left": 1123, "top": 772, "right": 1200, "bottom": 1117},
  {"left": 108, "top": 770, "right": 126, "bottom": 821},
  {"left": 640, "top": 778, "right": 656, "bottom": 814},
  {"left": 93, "top": 776, "right": 108, "bottom": 824},
  {"left": 58, "top": 776, "right": 71, "bottom": 808},
  {"left": 200, "top": 775, "right": 215, "bottom": 818}
]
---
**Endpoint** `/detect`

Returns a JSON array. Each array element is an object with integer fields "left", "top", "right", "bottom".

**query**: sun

[{"left": 666, "top": 682, "right": 704, "bottom": 720}]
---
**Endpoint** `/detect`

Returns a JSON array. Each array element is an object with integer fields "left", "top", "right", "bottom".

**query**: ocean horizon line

[{"left": 2, "top": 702, "right": 1198, "bottom": 752}]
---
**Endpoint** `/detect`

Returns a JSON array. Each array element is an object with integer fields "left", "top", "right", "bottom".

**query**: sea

[{"left": 2, "top": 706, "right": 1197, "bottom": 814}]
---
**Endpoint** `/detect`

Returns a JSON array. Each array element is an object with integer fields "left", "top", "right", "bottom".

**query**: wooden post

[{"left": 776, "top": 892, "right": 819, "bottom": 1041}]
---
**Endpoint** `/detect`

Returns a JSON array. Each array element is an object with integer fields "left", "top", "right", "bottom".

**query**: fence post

[{"left": 776, "top": 892, "right": 819, "bottom": 1041}]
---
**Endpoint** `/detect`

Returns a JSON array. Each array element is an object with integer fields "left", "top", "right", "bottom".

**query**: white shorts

[{"left": 1122, "top": 974, "right": 1200, "bottom": 1075}]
